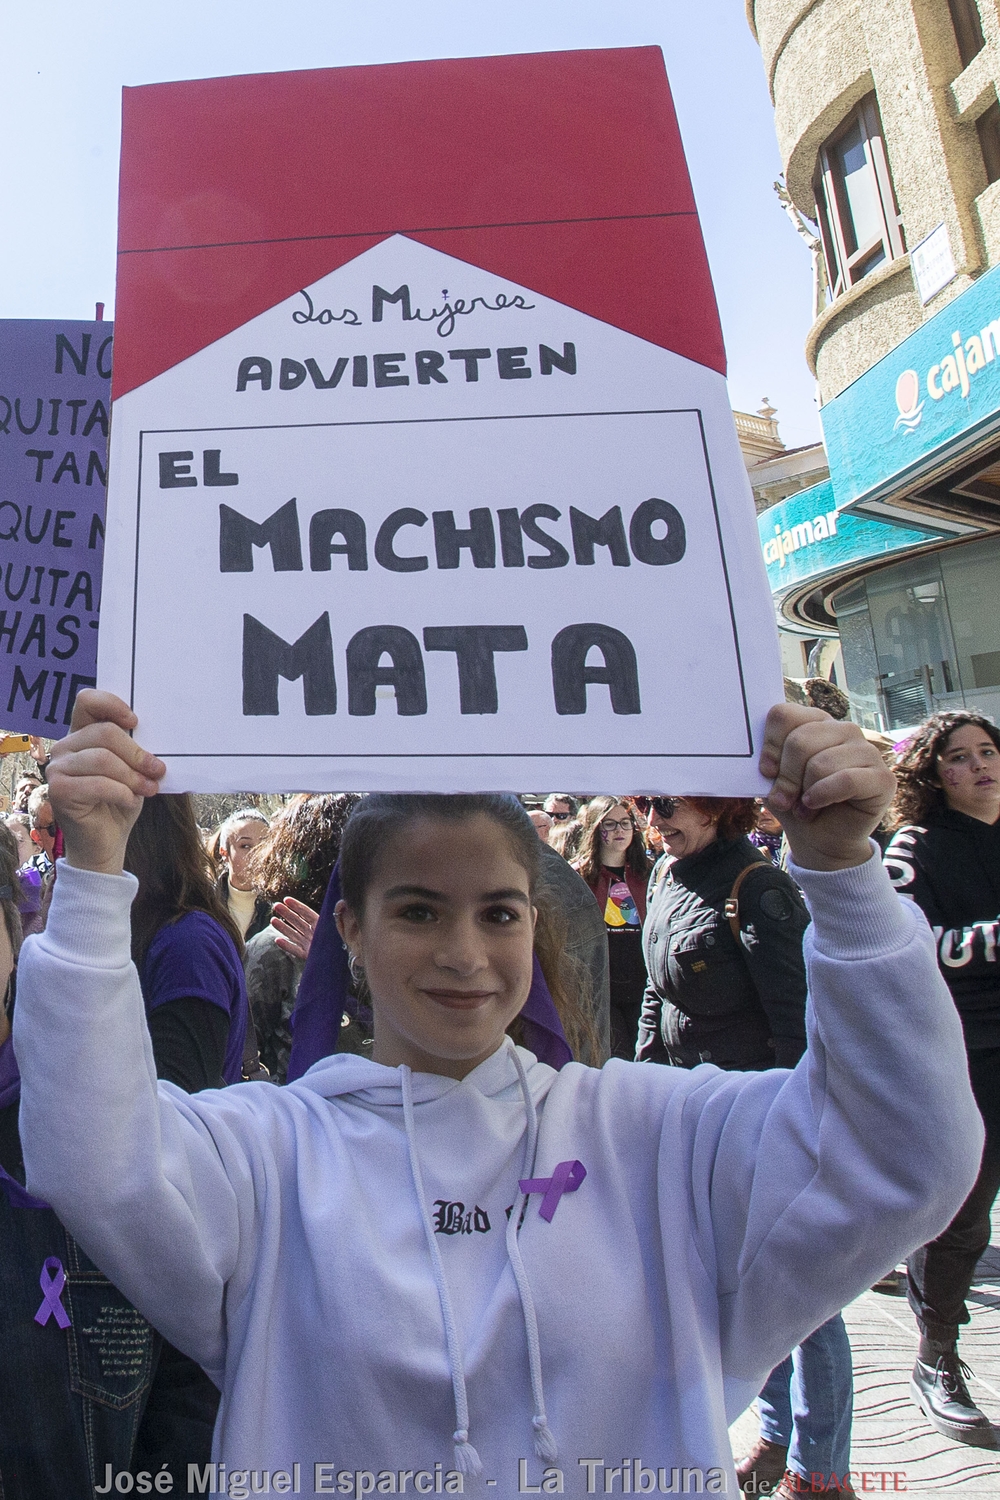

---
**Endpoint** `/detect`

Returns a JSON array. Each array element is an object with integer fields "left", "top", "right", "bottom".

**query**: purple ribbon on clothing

[
  {"left": 34, "top": 1257, "right": 71, "bottom": 1329},
  {"left": 519, "top": 1159, "right": 587, "bottom": 1221}
]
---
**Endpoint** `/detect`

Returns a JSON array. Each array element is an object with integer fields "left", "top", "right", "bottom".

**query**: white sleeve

[
  {"left": 703, "top": 844, "right": 983, "bottom": 1383},
  {"left": 13, "top": 862, "right": 243, "bottom": 1377}
]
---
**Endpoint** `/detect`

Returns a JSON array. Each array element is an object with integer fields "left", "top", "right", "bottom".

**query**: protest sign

[
  {"left": 101, "top": 49, "right": 781, "bottom": 793},
  {"left": 0, "top": 320, "right": 110, "bottom": 731}
]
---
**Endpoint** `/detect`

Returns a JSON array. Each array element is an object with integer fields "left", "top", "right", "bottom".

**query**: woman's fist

[
  {"left": 760, "top": 704, "right": 896, "bottom": 871},
  {"left": 47, "top": 691, "right": 166, "bottom": 875}
]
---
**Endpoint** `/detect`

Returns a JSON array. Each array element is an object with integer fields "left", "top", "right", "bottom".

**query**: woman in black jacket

[
  {"left": 637, "top": 796, "right": 854, "bottom": 1499},
  {"left": 637, "top": 795, "right": 809, "bottom": 1070},
  {"left": 883, "top": 710, "right": 1000, "bottom": 1448}
]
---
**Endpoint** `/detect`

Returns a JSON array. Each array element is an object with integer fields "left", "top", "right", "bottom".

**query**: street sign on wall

[{"left": 99, "top": 50, "right": 780, "bottom": 793}]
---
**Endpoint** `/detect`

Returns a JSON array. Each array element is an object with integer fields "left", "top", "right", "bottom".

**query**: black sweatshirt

[{"left": 883, "top": 808, "right": 1000, "bottom": 1048}]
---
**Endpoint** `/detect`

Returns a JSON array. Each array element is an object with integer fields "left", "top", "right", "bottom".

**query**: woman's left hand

[
  {"left": 760, "top": 703, "right": 896, "bottom": 871},
  {"left": 270, "top": 897, "right": 319, "bottom": 962}
]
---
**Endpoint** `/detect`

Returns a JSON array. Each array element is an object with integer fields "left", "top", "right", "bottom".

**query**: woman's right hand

[
  {"left": 270, "top": 897, "right": 319, "bottom": 962},
  {"left": 46, "top": 691, "right": 166, "bottom": 875}
]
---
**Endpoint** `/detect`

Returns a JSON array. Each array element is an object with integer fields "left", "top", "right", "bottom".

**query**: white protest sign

[{"left": 99, "top": 235, "right": 780, "bottom": 792}]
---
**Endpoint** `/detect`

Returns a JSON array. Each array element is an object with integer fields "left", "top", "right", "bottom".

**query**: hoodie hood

[{"left": 285, "top": 1039, "right": 559, "bottom": 1111}]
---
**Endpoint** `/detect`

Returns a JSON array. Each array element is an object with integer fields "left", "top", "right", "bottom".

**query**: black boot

[{"left": 910, "top": 1338, "right": 997, "bottom": 1448}]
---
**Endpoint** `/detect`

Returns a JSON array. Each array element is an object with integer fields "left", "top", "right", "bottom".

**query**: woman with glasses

[{"left": 574, "top": 797, "right": 652, "bottom": 1059}]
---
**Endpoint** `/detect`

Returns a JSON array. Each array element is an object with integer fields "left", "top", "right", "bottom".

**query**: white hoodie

[{"left": 14, "top": 848, "right": 982, "bottom": 1496}]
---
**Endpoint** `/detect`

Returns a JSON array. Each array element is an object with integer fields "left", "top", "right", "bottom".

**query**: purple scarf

[{"left": 287, "top": 862, "right": 572, "bottom": 1081}]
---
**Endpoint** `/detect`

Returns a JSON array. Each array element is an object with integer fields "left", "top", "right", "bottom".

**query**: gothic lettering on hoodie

[
  {"left": 884, "top": 824, "right": 1000, "bottom": 971},
  {"left": 433, "top": 1201, "right": 491, "bottom": 1236}
]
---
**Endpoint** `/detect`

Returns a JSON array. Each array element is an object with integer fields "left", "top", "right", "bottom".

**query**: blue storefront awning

[
  {"left": 758, "top": 480, "right": 943, "bottom": 624},
  {"left": 820, "top": 262, "right": 1000, "bottom": 518}
]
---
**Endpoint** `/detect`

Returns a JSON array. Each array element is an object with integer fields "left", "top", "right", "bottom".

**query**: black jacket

[
  {"left": 883, "top": 809, "right": 1000, "bottom": 1047},
  {"left": 637, "top": 835, "right": 809, "bottom": 1071}
]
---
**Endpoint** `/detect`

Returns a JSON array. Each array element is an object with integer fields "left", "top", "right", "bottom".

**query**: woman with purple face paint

[
  {"left": 9, "top": 692, "right": 985, "bottom": 1490},
  {"left": 883, "top": 711, "right": 1000, "bottom": 1448}
]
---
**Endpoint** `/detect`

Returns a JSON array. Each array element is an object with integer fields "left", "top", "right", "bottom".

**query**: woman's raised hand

[
  {"left": 47, "top": 691, "right": 166, "bottom": 875},
  {"left": 760, "top": 703, "right": 896, "bottom": 871},
  {"left": 270, "top": 897, "right": 320, "bottom": 963}
]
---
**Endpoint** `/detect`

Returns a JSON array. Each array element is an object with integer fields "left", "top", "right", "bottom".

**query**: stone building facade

[
  {"left": 748, "top": 0, "right": 1000, "bottom": 401},
  {"left": 747, "top": 0, "right": 1000, "bottom": 732}
]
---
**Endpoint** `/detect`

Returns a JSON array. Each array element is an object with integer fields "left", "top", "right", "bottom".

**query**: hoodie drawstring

[
  {"left": 505, "top": 1040, "right": 559, "bottom": 1462},
  {"left": 400, "top": 1042, "right": 559, "bottom": 1473},
  {"left": 401, "top": 1065, "right": 483, "bottom": 1478}
]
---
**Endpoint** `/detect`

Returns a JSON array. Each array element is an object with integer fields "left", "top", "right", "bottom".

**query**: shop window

[
  {"left": 977, "top": 99, "right": 1000, "bottom": 185},
  {"left": 814, "top": 94, "right": 906, "bottom": 300},
  {"left": 948, "top": 0, "right": 986, "bottom": 70},
  {"left": 939, "top": 537, "right": 1000, "bottom": 718}
]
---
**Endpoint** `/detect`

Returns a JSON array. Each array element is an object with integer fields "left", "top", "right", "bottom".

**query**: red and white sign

[{"left": 99, "top": 49, "right": 780, "bottom": 792}]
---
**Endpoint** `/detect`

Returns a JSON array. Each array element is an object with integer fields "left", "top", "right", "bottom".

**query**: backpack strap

[{"left": 724, "top": 857, "right": 770, "bottom": 944}]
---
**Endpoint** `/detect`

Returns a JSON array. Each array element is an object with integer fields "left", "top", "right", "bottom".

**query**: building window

[
  {"left": 948, "top": 0, "right": 986, "bottom": 70},
  {"left": 814, "top": 94, "right": 905, "bottom": 300},
  {"left": 977, "top": 99, "right": 1000, "bottom": 185}
]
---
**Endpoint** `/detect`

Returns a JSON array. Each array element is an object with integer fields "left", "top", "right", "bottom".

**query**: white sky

[{"left": 0, "top": 0, "right": 822, "bottom": 447}]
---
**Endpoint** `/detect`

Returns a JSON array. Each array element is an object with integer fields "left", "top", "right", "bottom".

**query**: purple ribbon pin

[
  {"left": 519, "top": 1159, "right": 587, "bottom": 1222},
  {"left": 34, "top": 1257, "right": 71, "bottom": 1329}
]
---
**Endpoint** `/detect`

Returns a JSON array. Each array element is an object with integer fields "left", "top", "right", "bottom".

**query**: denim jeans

[
  {"left": 757, "top": 1314, "right": 854, "bottom": 1486},
  {"left": 0, "top": 1186, "right": 160, "bottom": 1499}
]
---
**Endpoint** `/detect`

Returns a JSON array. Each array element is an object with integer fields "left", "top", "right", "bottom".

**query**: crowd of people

[{"left": 0, "top": 689, "right": 993, "bottom": 1497}]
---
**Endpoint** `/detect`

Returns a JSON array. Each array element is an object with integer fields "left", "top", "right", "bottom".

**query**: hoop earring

[{"left": 348, "top": 953, "right": 365, "bottom": 985}]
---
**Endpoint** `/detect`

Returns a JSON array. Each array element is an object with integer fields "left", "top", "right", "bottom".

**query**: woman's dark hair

[
  {"left": 575, "top": 796, "right": 650, "bottom": 886},
  {"left": 247, "top": 793, "right": 361, "bottom": 909},
  {"left": 339, "top": 793, "right": 601, "bottom": 1064},
  {"left": 125, "top": 794, "right": 243, "bottom": 967},
  {"left": 888, "top": 710, "right": 1000, "bottom": 829},
  {"left": 681, "top": 796, "right": 759, "bottom": 841},
  {"left": 0, "top": 822, "right": 23, "bottom": 969}
]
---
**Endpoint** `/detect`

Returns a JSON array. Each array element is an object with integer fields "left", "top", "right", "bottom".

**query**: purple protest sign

[{"left": 0, "top": 320, "right": 110, "bottom": 730}]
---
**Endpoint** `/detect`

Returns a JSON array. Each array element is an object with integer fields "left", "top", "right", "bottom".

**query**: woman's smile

[{"left": 336, "top": 814, "right": 536, "bottom": 1079}]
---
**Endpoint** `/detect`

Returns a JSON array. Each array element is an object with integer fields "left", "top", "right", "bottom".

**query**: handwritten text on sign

[
  {"left": 131, "top": 407, "right": 750, "bottom": 763},
  {"left": 0, "top": 322, "right": 110, "bottom": 729}
]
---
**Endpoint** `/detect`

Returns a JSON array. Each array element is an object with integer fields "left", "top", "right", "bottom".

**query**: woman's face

[
  {"left": 598, "top": 803, "right": 634, "bottom": 865},
  {"left": 6, "top": 819, "right": 32, "bottom": 866},
  {"left": 756, "top": 805, "right": 783, "bottom": 837},
  {"left": 226, "top": 819, "right": 269, "bottom": 890},
  {"left": 934, "top": 724, "right": 1000, "bottom": 823},
  {"left": 654, "top": 799, "right": 719, "bottom": 859},
  {"left": 336, "top": 815, "right": 536, "bottom": 1080}
]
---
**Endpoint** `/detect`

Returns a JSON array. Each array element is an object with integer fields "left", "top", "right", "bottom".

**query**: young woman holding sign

[{"left": 11, "top": 692, "right": 984, "bottom": 1492}]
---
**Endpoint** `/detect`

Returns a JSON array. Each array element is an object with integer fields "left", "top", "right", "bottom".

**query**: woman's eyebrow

[
  {"left": 382, "top": 884, "right": 447, "bottom": 901},
  {"left": 481, "top": 888, "right": 532, "bottom": 906},
  {"left": 381, "top": 884, "right": 531, "bottom": 906}
]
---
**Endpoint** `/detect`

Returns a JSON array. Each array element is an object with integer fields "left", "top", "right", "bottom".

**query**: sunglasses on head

[
  {"left": 634, "top": 797, "right": 680, "bottom": 819},
  {"left": 550, "top": 810, "right": 572, "bottom": 821}
]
